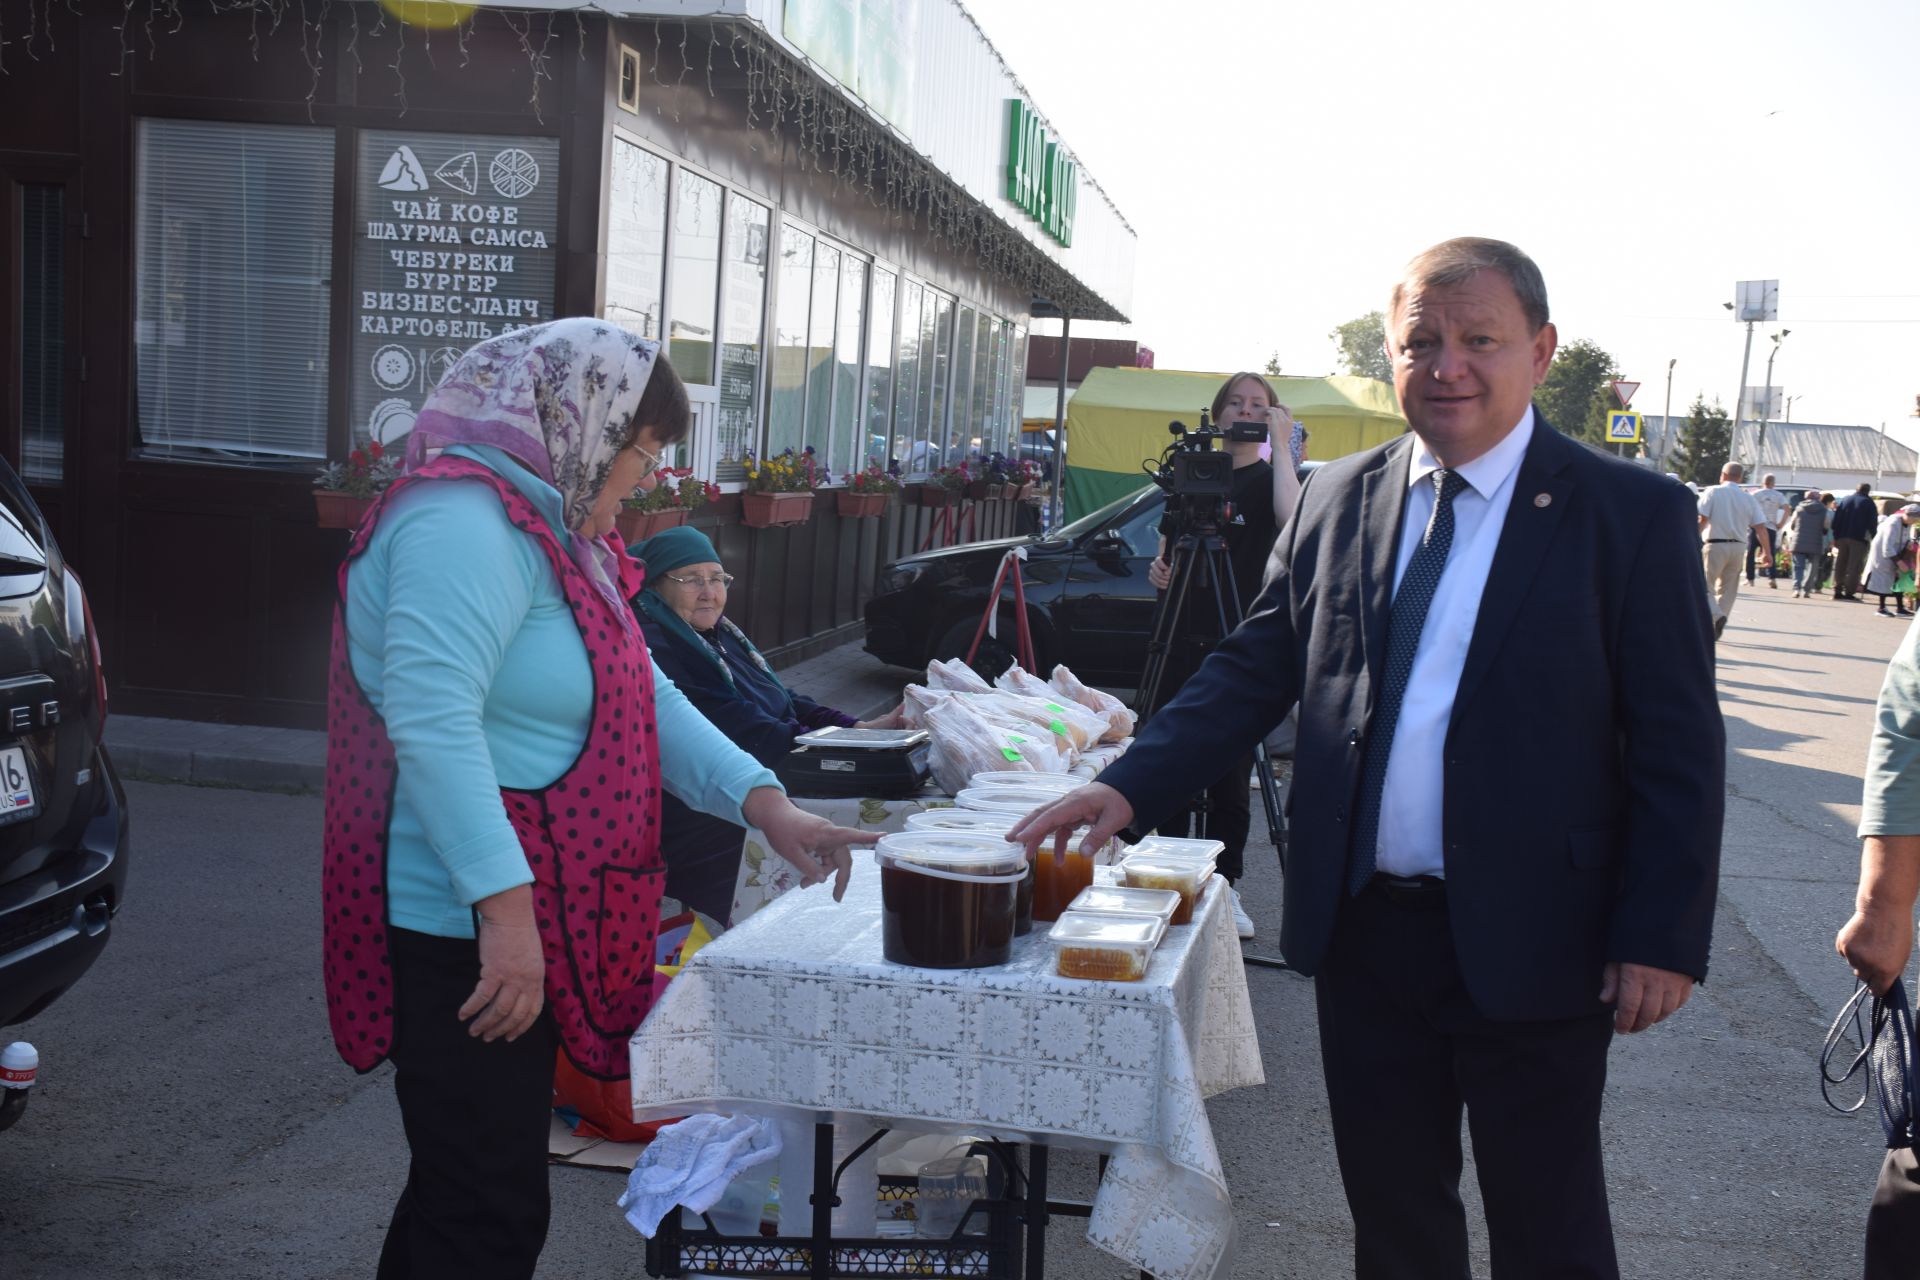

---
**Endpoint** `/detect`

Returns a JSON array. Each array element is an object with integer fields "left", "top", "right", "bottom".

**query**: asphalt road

[{"left": 0, "top": 580, "right": 1904, "bottom": 1277}]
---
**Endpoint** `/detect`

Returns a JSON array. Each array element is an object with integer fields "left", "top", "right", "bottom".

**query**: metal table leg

[{"left": 810, "top": 1120, "right": 834, "bottom": 1280}]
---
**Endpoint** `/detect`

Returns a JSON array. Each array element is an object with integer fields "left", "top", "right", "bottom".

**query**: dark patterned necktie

[{"left": 1347, "top": 468, "right": 1471, "bottom": 895}]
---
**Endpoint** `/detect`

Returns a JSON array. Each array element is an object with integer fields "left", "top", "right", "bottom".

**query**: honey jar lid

[
  {"left": 1126, "top": 836, "right": 1225, "bottom": 862},
  {"left": 965, "top": 771, "right": 1084, "bottom": 794},
  {"left": 904, "top": 809, "right": 1020, "bottom": 834},
  {"left": 953, "top": 785, "right": 1072, "bottom": 814},
  {"left": 875, "top": 831, "right": 1027, "bottom": 878}
]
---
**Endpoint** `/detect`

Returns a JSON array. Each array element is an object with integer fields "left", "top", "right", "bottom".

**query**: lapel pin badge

[{"left": 1533, "top": 493, "right": 1552, "bottom": 508}]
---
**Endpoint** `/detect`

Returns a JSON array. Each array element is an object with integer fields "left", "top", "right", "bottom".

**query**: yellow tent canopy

[{"left": 1060, "top": 367, "right": 1408, "bottom": 521}]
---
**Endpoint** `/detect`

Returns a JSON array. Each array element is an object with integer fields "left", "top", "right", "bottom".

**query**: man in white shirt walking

[
  {"left": 1699, "top": 461, "right": 1773, "bottom": 638},
  {"left": 1747, "top": 473, "right": 1791, "bottom": 589}
]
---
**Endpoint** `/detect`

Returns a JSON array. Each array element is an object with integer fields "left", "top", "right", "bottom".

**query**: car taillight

[{"left": 64, "top": 567, "right": 106, "bottom": 732}]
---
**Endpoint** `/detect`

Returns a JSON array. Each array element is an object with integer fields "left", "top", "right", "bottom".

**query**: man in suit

[{"left": 1014, "top": 238, "right": 1723, "bottom": 1279}]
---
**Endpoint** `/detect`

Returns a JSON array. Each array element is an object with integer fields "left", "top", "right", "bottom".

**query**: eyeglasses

[
  {"left": 629, "top": 441, "right": 661, "bottom": 477},
  {"left": 664, "top": 572, "right": 735, "bottom": 590}
]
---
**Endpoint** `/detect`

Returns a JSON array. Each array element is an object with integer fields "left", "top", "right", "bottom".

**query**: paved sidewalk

[{"left": 106, "top": 632, "right": 909, "bottom": 792}]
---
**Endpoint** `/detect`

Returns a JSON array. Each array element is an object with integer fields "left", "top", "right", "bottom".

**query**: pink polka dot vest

[{"left": 322, "top": 456, "right": 664, "bottom": 1081}]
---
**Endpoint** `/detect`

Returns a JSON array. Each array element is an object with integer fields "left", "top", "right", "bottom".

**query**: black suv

[
  {"left": 0, "top": 462, "right": 129, "bottom": 1047},
  {"left": 865, "top": 468, "right": 1316, "bottom": 686}
]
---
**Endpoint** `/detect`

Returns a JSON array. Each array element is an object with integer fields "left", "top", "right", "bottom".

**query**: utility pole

[
  {"left": 1726, "top": 281, "right": 1778, "bottom": 471},
  {"left": 1658, "top": 357, "right": 1676, "bottom": 470},
  {"left": 1730, "top": 315, "right": 1756, "bottom": 467}
]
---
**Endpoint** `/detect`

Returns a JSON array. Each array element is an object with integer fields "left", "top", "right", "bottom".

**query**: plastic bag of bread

[
  {"left": 901, "top": 684, "right": 954, "bottom": 729},
  {"left": 1049, "top": 663, "right": 1136, "bottom": 744},
  {"left": 922, "top": 697, "right": 1044, "bottom": 792},
  {"left": 925, "top": 657, "right": 993, "bottom": 694},
  {"left": 978, "top": 687, "right": 1106, "bottom": 755}
]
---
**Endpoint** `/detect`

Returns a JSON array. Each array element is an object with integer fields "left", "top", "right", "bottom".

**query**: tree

[
  {"left": 1263, "top": 351, "right": 1283, "bottom": 377},
  {"left": 1329, "top": 312, "right": 1391, "bottom": 382},
  {"left": 1671, "top": 396, "right": 1732, "bottom": 487},
  {"left": 1534, "top": 338, "right": 1620, "bottom": 446}
]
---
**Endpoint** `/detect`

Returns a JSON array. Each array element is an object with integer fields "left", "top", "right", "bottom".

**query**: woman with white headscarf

[
  {"left": 1865, "top": 503, "right": 1920, "bottom": 618},
  {"left": 319, "top": 319, "right": 874, "bottom": 1278}
]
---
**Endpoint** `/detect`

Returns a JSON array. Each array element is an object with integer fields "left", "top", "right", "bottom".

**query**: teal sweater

[{"left": 344, "top": 445, "right": 779, "bottom": 938}]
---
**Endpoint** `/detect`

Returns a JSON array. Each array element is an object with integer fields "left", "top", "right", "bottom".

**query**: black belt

[
  {"left": 1365, "top": 873, "right": 1447, "bottom": 906},
  {"left": 1706, "top": 538, "right": 1741, "bottom": 543}
]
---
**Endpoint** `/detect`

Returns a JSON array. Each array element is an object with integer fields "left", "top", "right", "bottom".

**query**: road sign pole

[{"left": 1731, "top": 319, "right": 1755, "bottom": 471}]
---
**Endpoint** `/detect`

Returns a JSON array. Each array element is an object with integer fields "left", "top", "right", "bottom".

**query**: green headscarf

[{"left": 629, "top": 526, "right": 792, "bottom": 707}]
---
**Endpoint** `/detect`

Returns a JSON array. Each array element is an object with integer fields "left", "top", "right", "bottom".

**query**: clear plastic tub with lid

[
  {"left": 1117, "top": 852, "right": 1216, "bottom": 925},
  {"left": 901, "top": 811, "right": 1033, "bottom": 934},
  {"left": 1066, "top": 884, "right": 1181, "bottom": 933},
  {"left": 1124, "top": 835, "right": 1225, "bottom": 864},
  {"left": 953, "top": 784, "right": 1077, "bottom": 816},
  {"left": 874, "top": 833, "right": 1026, "bottom": 968},
  {"left": 964, "top": 771, "right": 1085, "bottom": 795},
  {"left": 1049, "top": 911, "right": 1163, "bottom": 981}
]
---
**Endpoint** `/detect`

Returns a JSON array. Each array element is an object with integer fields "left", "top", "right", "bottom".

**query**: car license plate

[{"left": 0, "top": 747, "right": 35, "bottom": 816}]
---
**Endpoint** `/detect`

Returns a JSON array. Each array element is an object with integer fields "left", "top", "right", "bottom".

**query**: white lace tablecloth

[{"left": 631, "top": 860, "right": 1264, "bottom": 1280}]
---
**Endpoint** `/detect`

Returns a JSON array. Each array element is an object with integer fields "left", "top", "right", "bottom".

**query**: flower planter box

[
  {"left": 963, "top": 479, "right": 992, "bottom": 501},
  {"left": 314, "top": 491, "right": 375, "bottom": 531},
  {"left": 740, "top": 491, "right": 815, "bottom": 529},
  {"left": 1015, "top": 481, "right": 1036, "bottom": 501},
  {"left": 916, "top": 485, "right": 956, "bottom": 509},
  {"left": 835, "top": 491, "right": 890, "bottom": 518},
  {"left": 615, "top": 506, "right": 688, "bottom": 543}
]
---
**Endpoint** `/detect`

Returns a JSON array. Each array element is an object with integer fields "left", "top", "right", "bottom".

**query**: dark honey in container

[
  {"left": 1015, "top": 860, "right": 1035, "bottom": 936},
  {"left": 874, "top": 834, "right": 1024, "bottom": 969}
]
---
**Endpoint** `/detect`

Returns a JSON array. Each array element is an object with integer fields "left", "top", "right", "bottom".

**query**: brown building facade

[{"left": 0, "top": 2, "right": 1133, "bottom": 727}]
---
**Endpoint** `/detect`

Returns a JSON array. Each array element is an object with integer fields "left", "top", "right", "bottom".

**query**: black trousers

[
  {"left": 1315, "top": 883, "right": 1619, "bottom": 1279},
  {"left": 1866, "top": 1146, "right": 1920, "bottom": 1278},
  {"left": 378, "top": 928, "right": 558, "bottom": 1280},
  {"left": 1156, "top": 747, "right": 1252, "bottom": 881}
]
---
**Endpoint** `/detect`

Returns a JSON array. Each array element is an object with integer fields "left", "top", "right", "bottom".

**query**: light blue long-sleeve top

[
  {"left": 345, "top": 444, "right": 780, "bottom": 938},
  {"left": 1862, "top": 613, "right": 1920, "bottom": 837}
]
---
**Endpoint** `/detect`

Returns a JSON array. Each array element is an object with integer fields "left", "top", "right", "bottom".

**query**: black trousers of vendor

[
  {"left": 1156, "top": 746, "right": 1252, "bottom": 882},
  {"left": 379, "top": 928, "right": 557, "bottom": 1280}
]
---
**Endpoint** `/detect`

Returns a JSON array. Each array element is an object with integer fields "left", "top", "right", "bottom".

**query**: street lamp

[
  {"left": 1725, "top": 300, "right": 1756, "bottom": 469},
  {"left": 1756, "top": 329, "right": 1791, "bottom": 466}
]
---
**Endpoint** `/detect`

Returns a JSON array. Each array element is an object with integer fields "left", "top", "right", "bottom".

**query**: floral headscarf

[{"left": 405, "top": 318, "right": 659, "bottom": 618}]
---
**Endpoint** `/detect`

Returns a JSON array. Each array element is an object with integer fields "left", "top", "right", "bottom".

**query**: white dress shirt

[{"left": 1373, "top": 409, "right": 1533, "bottom": 879}]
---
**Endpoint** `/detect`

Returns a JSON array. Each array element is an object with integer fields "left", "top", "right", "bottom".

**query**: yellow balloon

[{"left": 377, "top": 0, "right": 476, "bottom": 30}]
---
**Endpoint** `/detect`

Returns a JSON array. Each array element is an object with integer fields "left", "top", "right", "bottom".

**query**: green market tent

[{"left": 1059, "top": 367, "right": 1409, "bottom": 522}]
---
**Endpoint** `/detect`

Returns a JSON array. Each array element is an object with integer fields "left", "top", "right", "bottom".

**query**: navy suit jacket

[{"left": 1099, "top": 417, "right": 1724, "bottom": 1021}]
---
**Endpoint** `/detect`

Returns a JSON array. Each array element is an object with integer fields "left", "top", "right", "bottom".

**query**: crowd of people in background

[{"left": 1701, "top": 472, "right": 1920, "bottom": 628}]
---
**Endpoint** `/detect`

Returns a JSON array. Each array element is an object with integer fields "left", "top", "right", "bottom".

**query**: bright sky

[{"left": 964, "top": 0, "right": 1920, "bottom": 448}]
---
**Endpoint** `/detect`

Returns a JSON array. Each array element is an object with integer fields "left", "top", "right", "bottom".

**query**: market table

[{"left": 630, "top": 857, "right": 1264, "bottom": 1279}]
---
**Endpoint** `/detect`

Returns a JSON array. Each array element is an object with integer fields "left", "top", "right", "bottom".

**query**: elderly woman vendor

[{"left": 630, "top": 526, "right": 902, "bottom": 919}]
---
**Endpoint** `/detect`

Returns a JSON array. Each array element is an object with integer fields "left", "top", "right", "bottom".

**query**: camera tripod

[{"left": 1136, "top": 522, "right": 1288, "bottom": 867}]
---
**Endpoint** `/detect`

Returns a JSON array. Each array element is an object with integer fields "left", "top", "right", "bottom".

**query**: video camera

[{"left": 1149, "top": 410, "right": 1258, "bottom": 536}]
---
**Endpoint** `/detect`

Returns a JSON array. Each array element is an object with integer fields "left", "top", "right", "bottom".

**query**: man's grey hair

[
  {"left": 1389, "top": 237, "right": 1551, "bottom": 334},
  {"left": 1722, "top": 462, "right": 1746, "bottom": 481}
]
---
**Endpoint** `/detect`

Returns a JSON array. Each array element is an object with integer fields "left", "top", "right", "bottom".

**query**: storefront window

[
  {"left": 950, "top": 304, "right": 976, "bottom": 461},
  {"left": 831, "top": 254, "right": 866, "bottom": 474},
  {"left": 133, "top": 118, "right": 333, "bottom": 463},
  {"left": 927, "top": 292, "right": 954, "bottom": 464},
  {"left": 606, "top": 139, "right": 667, "bottom": 341},
  {"left": 716, "top": 195, "right": 768, "bottom": 477},
  {"left": 971, "top": 309, "right": 993, "bottom": 457},
  {"left": 768, "top": 223, "right": 813, "bottom": 458},
  {"left": 19, "top": 184, "right": 63, "bottom": 483},
  {"left": 866, "top": 268, "right": 897, "bottom": 469},
  {"left": 805, "top": 242, "right": 840, "bottom": 462},
  {"left": 667, "top": 168, "right": 722, "bottom": 384},
  {"left": 893, "top": 278, "right": 923, "bottom": 472}
]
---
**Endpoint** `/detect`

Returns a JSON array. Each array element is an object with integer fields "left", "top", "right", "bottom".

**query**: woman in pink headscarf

[{"left": 321, "top": 319, "right": 874, "bottom": 1278}]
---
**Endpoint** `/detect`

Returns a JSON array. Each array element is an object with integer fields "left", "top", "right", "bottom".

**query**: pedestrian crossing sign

[{"left": 1605, "top": 410, "right": 1642, "bottom": 443}]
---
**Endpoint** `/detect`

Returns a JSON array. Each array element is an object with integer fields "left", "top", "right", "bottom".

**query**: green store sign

[{"left": 1005, "top": 99, "right": 1076, "bottom": 248}]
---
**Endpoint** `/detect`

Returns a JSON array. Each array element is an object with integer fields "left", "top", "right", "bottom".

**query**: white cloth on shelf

[{"left": 615, "top": 1113, "right": 782, "bottom": 1238}]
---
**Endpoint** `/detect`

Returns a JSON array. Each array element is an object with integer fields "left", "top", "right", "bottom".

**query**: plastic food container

[
  {"left": 965, "top": 771, "right": 1084, "bottom": 795},
  {"left": 1030, "top": 828, "right": 1095, "bottom": 923},
  {"left": 1049, "top": 911, "right": 1163, "bottom": 981},
  {"left": 1118, "top": 853, "right": 1215, "bottom": 925},
  {"left": 875, "top": 833, "right": 1025, "bottom": 969},
  {"left": 1066, "top": 884, "right": 1180, "bottom": 933},
  {"left": 901, "top": 811, "right": 1032, "bottom": 935},
  {"left": 954, "top": 785, "right": 1071, "bottom": 816},
  {"left": 1125, "top": 836, "right": 1225, "bottom": 864}
]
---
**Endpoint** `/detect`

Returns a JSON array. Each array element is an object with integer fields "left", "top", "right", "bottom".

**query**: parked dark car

[
  {"left": 0, "top": 461, "right": 128, "bottom": 1048},
  {"left": 865, "top": 465, "right": 1318, "bottom": 686}
]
